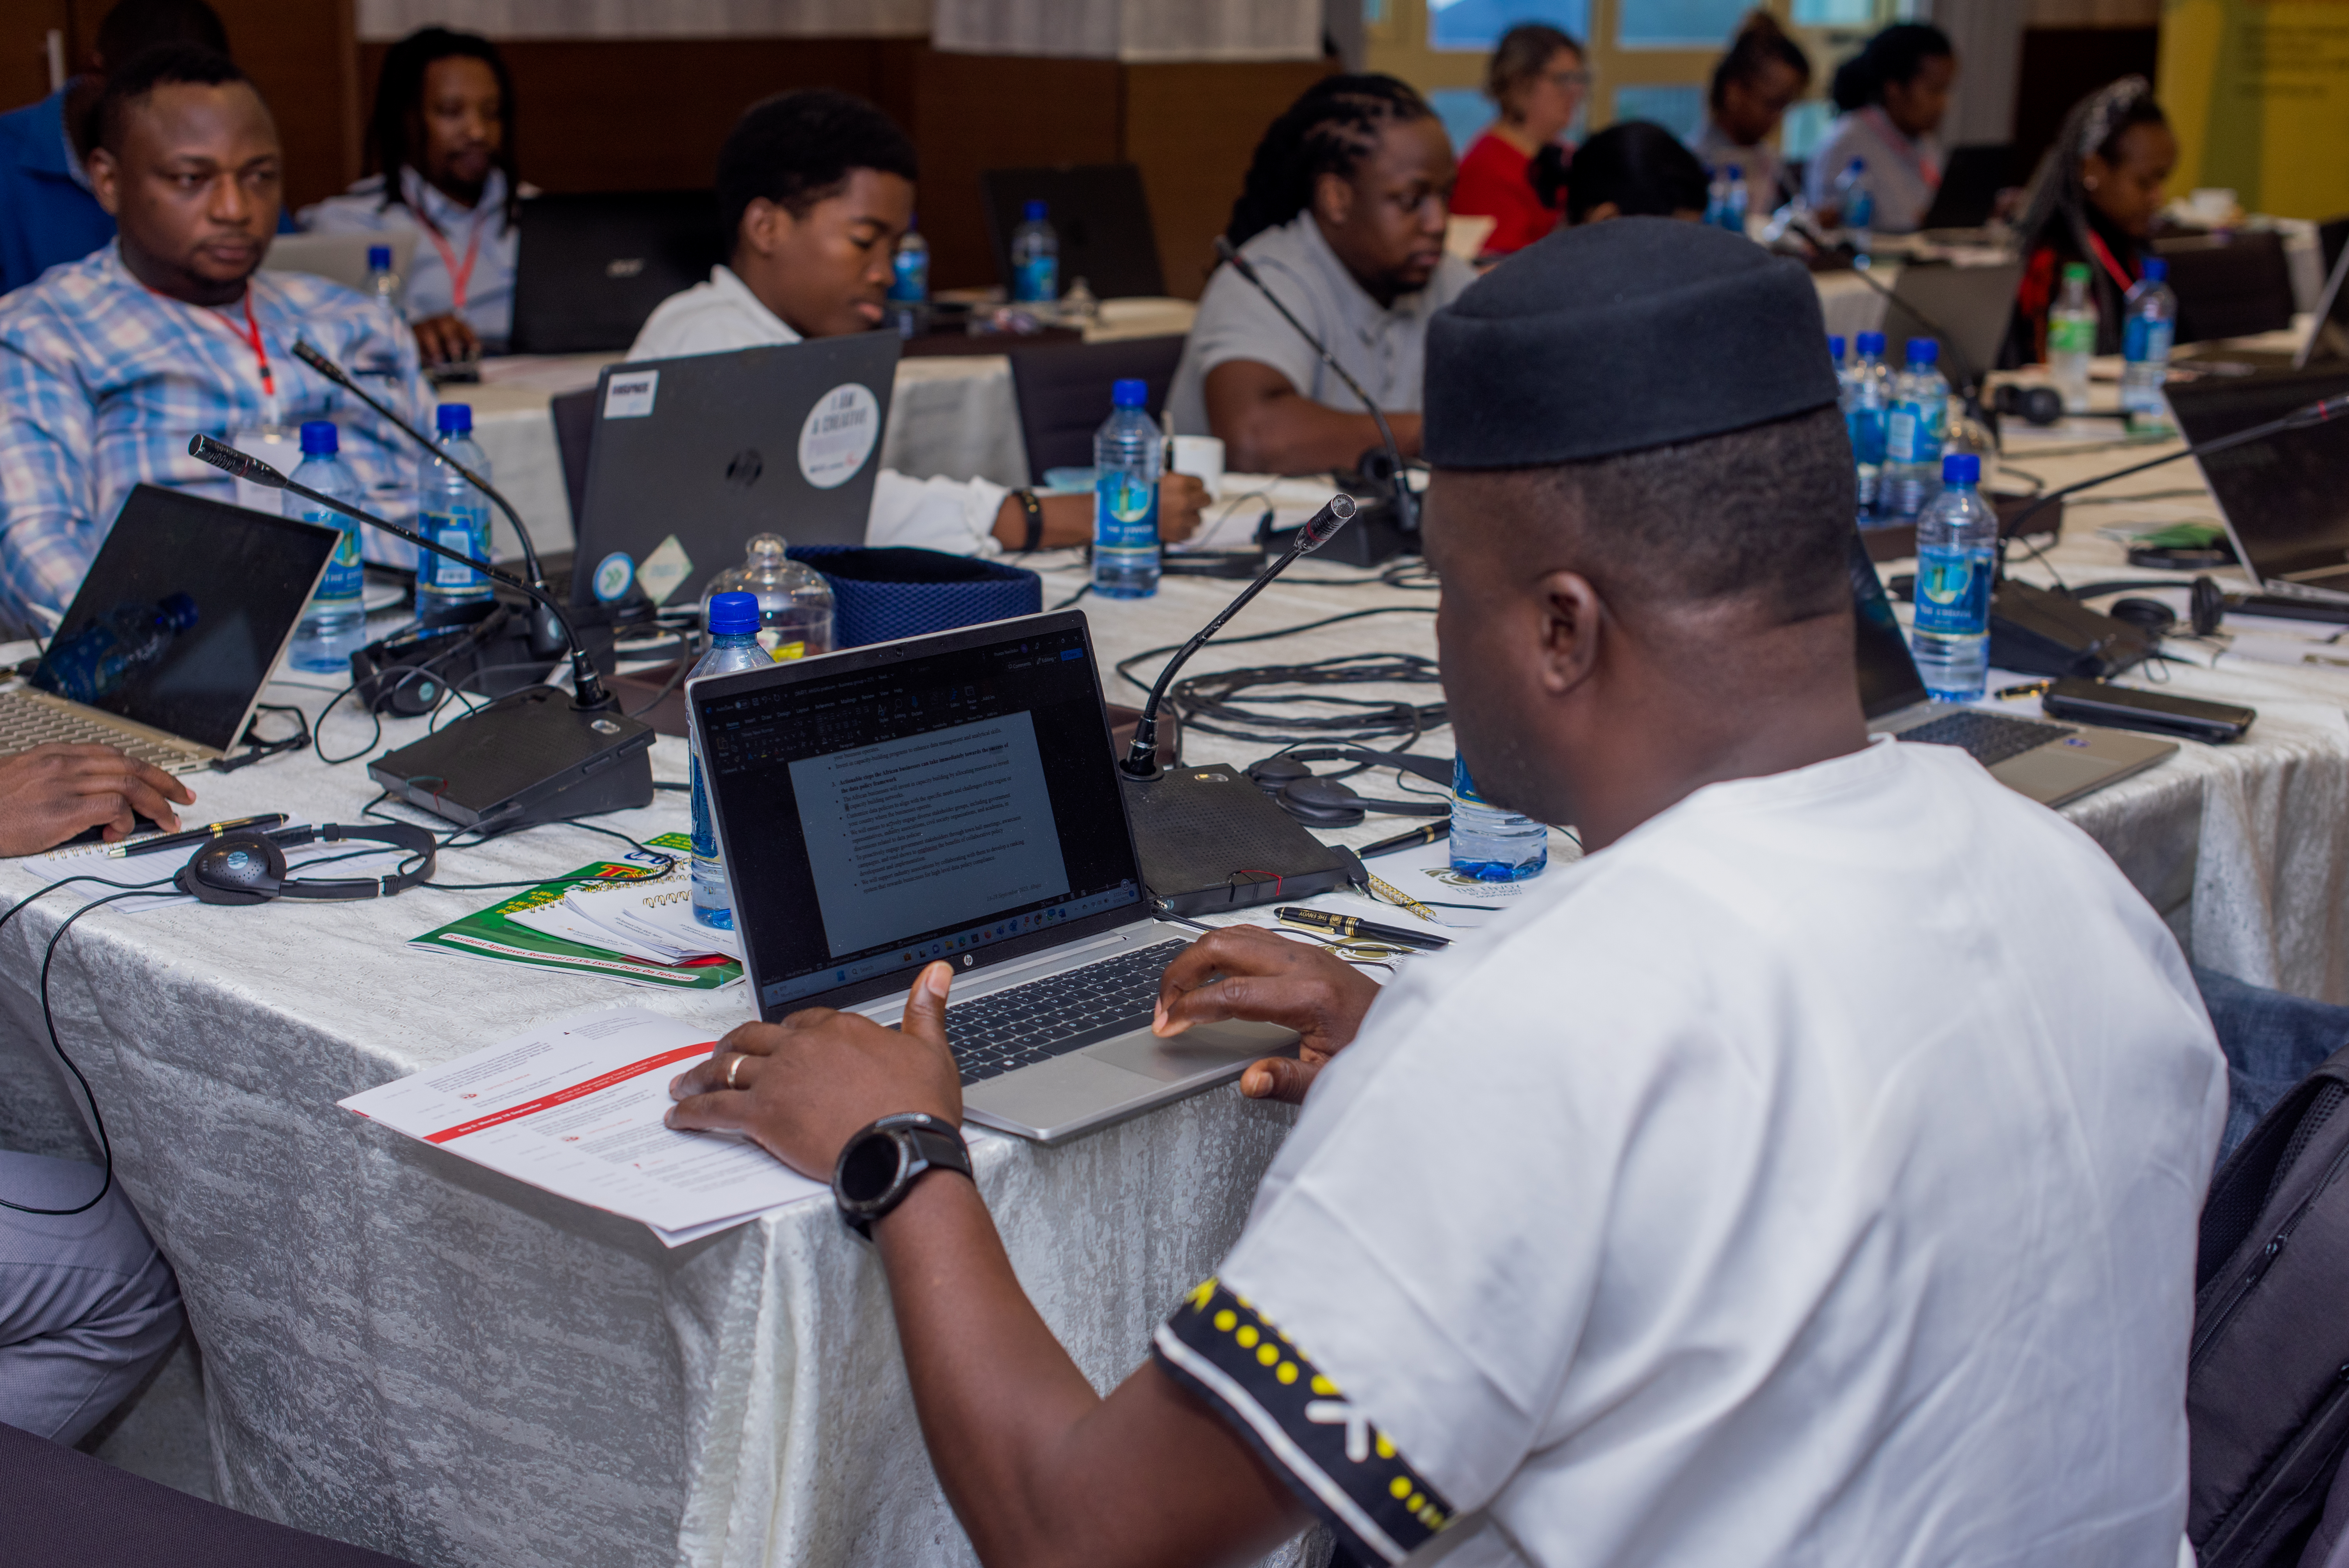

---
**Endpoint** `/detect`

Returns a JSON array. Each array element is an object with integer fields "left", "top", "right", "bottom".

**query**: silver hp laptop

[
  {"left": 2, "top": 485, "right": 338, "bottom": 774},
  {"left": 693, "top": 609, "right": 1296, "bottom": 1144},
  {"left": 1850, "top": 535, "right": 2175, "bottom": 804},
  {"left": 2170, "top": 364, "right": 2349, "bottom": 602},
  {"left": 573, "top": 333, "right": 899, "bottom": 613},
  {"left": 261, "top": 229, "right": 418, "bottom": 294}
]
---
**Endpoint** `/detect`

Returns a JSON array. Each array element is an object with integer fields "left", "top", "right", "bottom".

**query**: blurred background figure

[
  {"left": 1687, "top": 10, "right": 1811, "bottom": 215},
  {"left": 2007, "top": 76, "right": 2176, "bottom": 361},
  {"left": 1449, "top": 22, "right": 1585, "bottom": 260},
  {"left": 1803, "top": 22, "right": 1956, "bottom": 234},
  {"left": 0, "top": 0, "right": 227, "bottom": 295},
  {"left": 1565, "top": 122, "right": 1711, "bottom": 227},
  {"left": 301, "top": 27, "right": 522, "bottom": 363}
]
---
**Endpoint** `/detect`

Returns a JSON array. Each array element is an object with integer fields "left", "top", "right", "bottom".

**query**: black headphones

[
  {"left": 176, "top": 823, "right": 438, "bottom": 905},
  {"left": 1244, "top": 748, "right": 1452, "bottom": 828}
]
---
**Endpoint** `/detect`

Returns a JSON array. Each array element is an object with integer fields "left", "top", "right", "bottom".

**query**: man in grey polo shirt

[{"left": 1167, "top": 74, "right": 1475, "bottom": 476}]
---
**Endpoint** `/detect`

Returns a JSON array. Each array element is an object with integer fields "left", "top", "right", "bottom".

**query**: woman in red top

[
  {"left": 2005, "top": 76, "right": 2176, "bottom": 363},
  {"left": 1451, "top": 23, "right": 1586, "bottom": 259}
]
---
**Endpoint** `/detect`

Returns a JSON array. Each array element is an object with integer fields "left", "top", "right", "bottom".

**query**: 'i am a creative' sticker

[{"left": 798, "top": 383, "right": 880, "bottom": 489}]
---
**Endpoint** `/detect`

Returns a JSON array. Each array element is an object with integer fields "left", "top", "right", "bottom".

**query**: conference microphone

[
  {"left": 290, "top": 340, "right": 568, "bottom": 660},
  {"left": 1119, "top": 492, "right": 1355, "bottom": 780},
  {"left": 190, "top": 433, "right": 611, "bottom": 709},
  {"left": 1211, "top": 235, "right": 1417, "bottom": 535}
]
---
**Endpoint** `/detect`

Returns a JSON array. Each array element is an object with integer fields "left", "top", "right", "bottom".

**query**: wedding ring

[{"left": 725, "top": 1053, "right": 745, "bottom": 1090}]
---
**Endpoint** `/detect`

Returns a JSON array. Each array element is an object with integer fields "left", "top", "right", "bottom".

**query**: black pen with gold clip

[
  {"left": 1275, "top": 906, "right": 1451, "bottom": 952},
  {"left": 105, "top": 813, "right": 291, "bottom": 858}
]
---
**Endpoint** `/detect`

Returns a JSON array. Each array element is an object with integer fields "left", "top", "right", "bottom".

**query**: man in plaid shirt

[{"left": 0, "top": 44, "right": 430, "bottom": 632}]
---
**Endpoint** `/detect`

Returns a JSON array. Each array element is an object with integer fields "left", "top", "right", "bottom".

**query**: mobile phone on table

[{"left": 2042, "top": 677, "right": 2255, "bottom": 743}]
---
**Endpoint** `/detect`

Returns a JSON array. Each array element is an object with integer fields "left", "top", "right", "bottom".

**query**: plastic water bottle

[
  {"left": 1092, "top": 378, "right": 1162, "bottom": 599},
  {"left": 700, "top": 533, "right": 834, "bottom": 659},
  {"left": 688, "top": 592, "right": 775, "bottom": 929},
  {"left": 365, "top": 244, "right": 404, "bottom": 375},
  {"left": 285, "top": 421, "right": 368, "bottom": 672},
  {"left": 2122, "top": 257, "right": 2176, "bottom": 430},
  {"left": 1010, "top": 200, "right": 1059, "bottom": 304},
  {"left": 1704, "top": 166, "right": 1727, "bottom": 228},
  {"left": 1449, "top": 756, "right": 1546, "bottom": 882},
  {"left": 1848, "top": 330, "right": 1891, "bottom": 522},
  {"left": 1883, "top": 338, "right": 1949, "bottom": 521},
  {"left": 415, "top": 403, "right": 494, "bottom": 623},
  {"left": 889, "top": 216, "right": 929, "bottom": 338},
  {"left": 1834, "top": 159, "right": 1873, "bottom": 253},
  {"left": 1721, "top": 166, "right": 1750, "bottom": 235},
  {"left": 45, "top": 594, "right": 199, "bottom": 705},
  {"left": 1910, "top": 453, "right": 1998, "bottom": 702},
  {"left": 2048, "top": 262, "right": 2097, "bottom": 415}
]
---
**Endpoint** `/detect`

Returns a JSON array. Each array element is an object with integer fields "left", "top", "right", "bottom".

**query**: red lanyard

[
  {"left": 2086, "top": 230, "right": 2138, "bottom": 297},
  {"left": 409, "top": 182, "right": 484, "bottom": 312},
  {"left": 143, "top": 279, "right": 276, "bottom": 408}
]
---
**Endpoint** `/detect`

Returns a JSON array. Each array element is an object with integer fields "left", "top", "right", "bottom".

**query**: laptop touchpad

[{"left": 1085, "top": 1020, "right": 1297, "bottom": 1084}]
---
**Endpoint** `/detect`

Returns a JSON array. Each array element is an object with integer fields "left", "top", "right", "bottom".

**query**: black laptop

[
  {"left": 2171, "top": 363, "right": 2349, "bottom": 602},
  {"left": 980, "top": 164, "right": 1166, "bottom": 299},
  {"left": 507, "top": 191, "right": 727, "bottom": 355},
  {"left": 1919, "top": 143, "right": 2016, "bottom": 232}
]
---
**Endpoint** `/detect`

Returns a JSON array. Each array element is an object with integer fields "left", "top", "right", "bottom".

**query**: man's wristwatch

[
  {"left": 832, "top": 1112, "right": 972, "bottom": 1238},
  {"left": 1009, "top": 488, "right": 1044, "bottom": 553}
]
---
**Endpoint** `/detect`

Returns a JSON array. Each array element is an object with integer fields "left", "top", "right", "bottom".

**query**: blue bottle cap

[
  {"left": 1907, "top": 338, "right": 1939, "bottom": 364},
  {"left": 1941, "top": 453, "right": 1980, "bottom": 485},
  {"left": 1023, "top": 199, "right": 1047, "bottom": 221},
  {"left": 1847, "top": 158, "right": 1865, "bottom": 173},
  {"left": 1827, "top": 333, "right": 1846, "bottom": 361},
  {"left": 1112, "top": 378, "right": 1147, "bottom": 409},
  {"left": 299, "top": 420, "right": 339, "bottom": 455},
  {"left": 367, "top": 245, "right": 392, "bottom": 271},
  {"left": 1726, "top": 164, "right": 1742, "bottom": 179},
  {"left": 435, "top": 403, "right": 472, "bottom": 434},
  {"left": 2142, "top": 257, "right": 2168, "bottom": 283},
  {"left": 1857, "top": 330, "right": 1886, "bottom": 356},
  {"left": 707, "top": 592, "right": 760, "bottom": 636}
]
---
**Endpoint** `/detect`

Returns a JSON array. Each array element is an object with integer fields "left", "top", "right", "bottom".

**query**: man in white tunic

[{"left": 666, "top": 218, "right": 2226, "bottom": 1567}]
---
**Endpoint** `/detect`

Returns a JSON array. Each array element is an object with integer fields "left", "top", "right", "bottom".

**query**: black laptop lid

[
  {"left": 574, "top": 333, "right": 900, "bottom": 609},
  {"left": 31, "top": 485, "right": 338, "bottom": 750},
  {"left": 1919, "top": 144, "right": 2014, "bottom": 231},
  {"left": 508, "top": 191, "right": 726, "bottom": 355},
  {"left": 1848, "top": 531, "right": 1932, "bottom": 719},
  {"left": 2170, "top": 365, "right": 2349, "bottom": 583},
  {"left": 690, "top": 610, "right": 1147, "bottom": 1019}
]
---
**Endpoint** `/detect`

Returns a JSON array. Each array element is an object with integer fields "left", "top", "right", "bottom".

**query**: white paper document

[{"left": 339, "top": 1006, "right": 825, "bottom": 1245}]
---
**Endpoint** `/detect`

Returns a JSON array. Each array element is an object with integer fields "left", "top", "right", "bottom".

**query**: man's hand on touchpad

[{"left": 1153, "top": 925, "right": 1379, "bottom": 1105}]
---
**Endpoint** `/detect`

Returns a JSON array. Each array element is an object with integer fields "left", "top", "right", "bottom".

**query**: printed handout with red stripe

[{"left": 338, "top": 1006, "right": 825, "bottom": 1246}]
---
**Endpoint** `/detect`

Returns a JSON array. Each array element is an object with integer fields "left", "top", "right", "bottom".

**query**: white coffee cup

[{"left": 1169, "top": 434, "right": 1225, "bottom": 497}]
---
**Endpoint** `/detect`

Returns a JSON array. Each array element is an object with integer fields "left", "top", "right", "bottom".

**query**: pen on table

[
  {"left": 1358, "top": 820, "right": 1449, "bottom": 859},
  {"left": 1275, "top": 906, "right": 1451, "bottom": 951},
  {"left": 1996, "top": 679, "right": 2054, "bottom": 700},
  {"left": 105, "top": 814, "right": 290, "bottom": 858}
]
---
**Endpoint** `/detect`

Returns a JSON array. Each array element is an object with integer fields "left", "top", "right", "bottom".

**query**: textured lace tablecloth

[{"left": 2, "top": 449, "right": 2345, "bottom": 1565}]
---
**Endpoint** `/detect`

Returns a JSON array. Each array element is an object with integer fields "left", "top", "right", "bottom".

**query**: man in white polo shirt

[{"left": 666, "top": 219, "right": 2224, "bottom": 1566}]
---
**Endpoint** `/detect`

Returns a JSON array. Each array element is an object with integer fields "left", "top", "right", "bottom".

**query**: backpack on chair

[{"left": 2190, "top": 1041, "right": 2349, "bottom": 1567}]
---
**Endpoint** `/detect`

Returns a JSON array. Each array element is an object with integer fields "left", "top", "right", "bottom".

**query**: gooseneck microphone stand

[
  {"left": 290, "top": 340, "right": 569, "bottom": 659},
  {"left": 1211, "top": 237, "right": 1417, "bottom": 535},
  {"left": 189, "top": 434, "right": 616, "bottom": 710},
  {"left": 1119, "top": 494, "right": 1355, "bottom": 779}
]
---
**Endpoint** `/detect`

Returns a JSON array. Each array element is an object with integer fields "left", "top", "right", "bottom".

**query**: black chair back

[
  {"left": 2156, "top": 230, "right": 2298, "bottom": 344},
  {"left": 1006, "top": 335, "right": 1187, "bottom": 481}
]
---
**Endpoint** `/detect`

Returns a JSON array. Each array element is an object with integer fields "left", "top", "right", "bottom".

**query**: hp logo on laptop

[
  {"left": 725, "top": 449, "right": 765, "bottom": 488},
  {"left": 604, "top": 257, "right": 646, "bottom": 278}
]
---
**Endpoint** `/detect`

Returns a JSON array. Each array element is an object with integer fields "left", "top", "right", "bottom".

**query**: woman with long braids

[
  {"left": 1800, "top": 22, "right": 1956, "bottom": 235},
  {"left": 1165, "top": 74, "right": 1473, "bottom": 474},
  {"left": 301, "top": 27, "right": 524, "bottom": 364},
  {"left": 2006, "top": 77, "right": 2176, "bottom": 362}
]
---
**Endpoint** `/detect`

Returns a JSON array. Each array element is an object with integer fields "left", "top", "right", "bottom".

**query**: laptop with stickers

[{"left": 571, "top": 333, "right": 899, "bottom": 612}]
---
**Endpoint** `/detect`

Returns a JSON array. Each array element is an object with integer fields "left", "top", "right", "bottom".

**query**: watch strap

[
  {"left": 836, "top": 1113, "right": 971, "bottom": 1239},
  {"left": 1011, "top": 488, "right": 1044, "bottom": 553}
]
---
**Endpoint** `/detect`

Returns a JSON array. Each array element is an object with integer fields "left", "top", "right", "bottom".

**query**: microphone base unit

[
  {"left": 1988, "top": 580, "right": 2156, "bottom": 680},
  {"left": 368, "top": 685, "right": 657, "bottom": 830},
  {"left": 1120, "top": 764, "right": 1349, "bottom": 916}
]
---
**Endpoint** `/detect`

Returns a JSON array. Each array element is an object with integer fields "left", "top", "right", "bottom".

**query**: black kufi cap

[{"left": 1424, "top": 218, "right": 1840, "bottom": 468}]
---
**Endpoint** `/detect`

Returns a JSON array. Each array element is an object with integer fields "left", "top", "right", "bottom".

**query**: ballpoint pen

[
  {"left": 105, "top": 813, "right": 291, "bottom": 858},
  {"left": 1358, "top": 820, "right": 1449, "bottom": 859},
  {"left": 1274, "top": 906, "right": 1451, "bottom": 951}
]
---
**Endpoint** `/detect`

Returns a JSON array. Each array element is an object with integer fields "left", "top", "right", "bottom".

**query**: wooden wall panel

[
  {"left": 1125, "top": 59, "right": 1331, "bottom": 300},
  {"left": 0, "top": 0, "right": 73, "bottom": 121}
]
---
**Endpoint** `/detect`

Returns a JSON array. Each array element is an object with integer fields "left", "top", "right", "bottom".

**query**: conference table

[{"left": 6, "top": 388, "right": 2349, "bottom": 1567}]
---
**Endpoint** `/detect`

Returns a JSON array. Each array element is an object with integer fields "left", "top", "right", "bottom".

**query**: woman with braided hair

[
  {"left": 2005, "top": 77, "right": 2177, "bottom": 363},
  {"left": 1165, "top": 73, "right": 1474, "bottom": 474}
]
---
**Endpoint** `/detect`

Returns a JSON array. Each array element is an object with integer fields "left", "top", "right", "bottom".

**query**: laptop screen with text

[{"left": 696, "top": 614, "right": 1146, "bottom": 1016}]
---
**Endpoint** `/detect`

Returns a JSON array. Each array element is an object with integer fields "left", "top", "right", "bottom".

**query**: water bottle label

[
  {"left": 308, "top": 512, "right": 364, "bottom": 604},
  {"left": 690, "top": 757, "right": 718, "bottom": 860},
  {"left": 2049, "top": 315, "right": 2096, "bottom": 356},
  {"left": 1846, "top": 191, "right": 1873, "bottom": 230},
  {"left": 1886, "top": 403, "right": 1943, "bottom": 464},
  {"left": 1914, "top": 545, "right": 1993, "bottom": 635},
  {"left": 889, "top": 252, "right": 927, "bottom": 303},
  {"left": 424, "top": 515, "right": 484, "bottom": 589},
  {"left": 1849, "top": 408, "right": 1887, "bottom": 465},
  {"left": 1094, "top": 473, "right": 1159, "bottom": 553},
  {"left": 1015, "top": 256, "right": 1058, "bottom": 303},
  {"left": 2124, "top": 317, "right": 2173, "bottom": 365}
]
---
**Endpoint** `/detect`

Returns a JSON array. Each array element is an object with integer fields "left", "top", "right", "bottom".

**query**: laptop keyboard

[
  {"left": 0, "top": 692, "right": 201, "bottom": 773},
  {"left": 1898, "top": 709, "right": 2078, "bottom": 768},
  {"left": 943, "top": 939, "right": 1190, "bottom": 1085}
]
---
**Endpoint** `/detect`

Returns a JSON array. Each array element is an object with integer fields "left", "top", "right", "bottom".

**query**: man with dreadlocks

[
  {"left": 1166, "top": 74, "right": 1474, "bottom": 476},
  {"left": 2006, "top": 76, "right": 2176, "bottom": 364}
]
